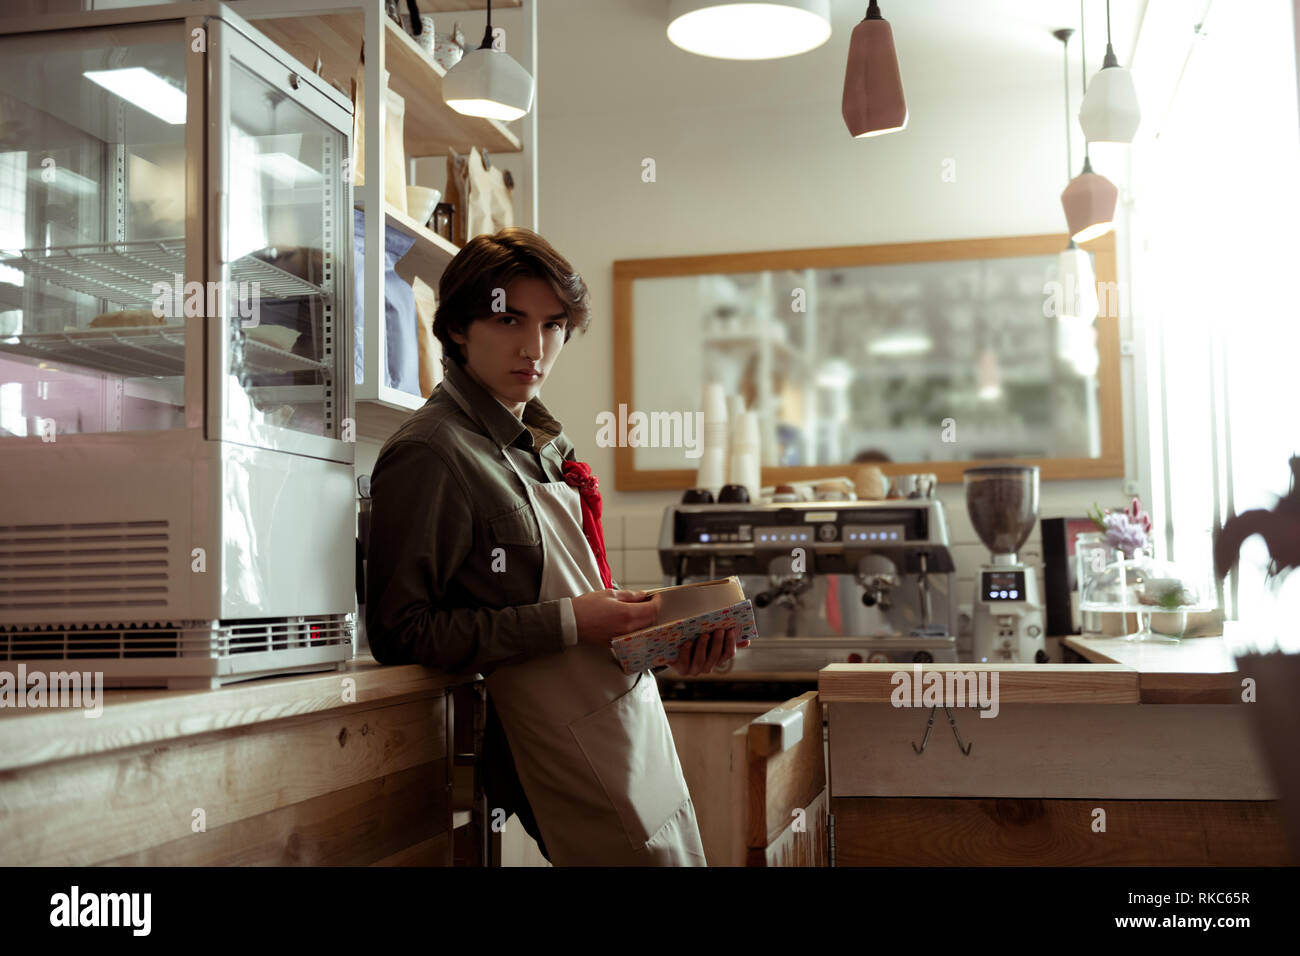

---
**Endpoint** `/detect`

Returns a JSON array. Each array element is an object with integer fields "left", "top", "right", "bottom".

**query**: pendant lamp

[
  {"left": 1053, "top": 29, "right": 1100, "bottom": 327},
  {"left": 1079, "top": 0, "right": 1140, "bottom": 143},
  {"left": 842, "top": 1, "right": 907, "bottom": 137},
  {"left": 667, "top": 0, "right": 831, "bottom": 60},
  {"left": 1061, "top": 1, "right": 1117, "bottom": 242},
  {"left": 443, "top": 0, "right": 535, "bottom": 121}
]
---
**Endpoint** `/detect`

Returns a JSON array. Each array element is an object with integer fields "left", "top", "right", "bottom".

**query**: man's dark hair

[{"left": 433, "top": 227, "right": 591, "bottom": 368}]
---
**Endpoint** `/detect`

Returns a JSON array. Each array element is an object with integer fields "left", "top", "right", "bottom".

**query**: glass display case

[
  {"left": 0, "top": 4, "right": 349, "bottom": 455},
  {"left": 0, "top": 1, "right": 356, "bottom": 688}
]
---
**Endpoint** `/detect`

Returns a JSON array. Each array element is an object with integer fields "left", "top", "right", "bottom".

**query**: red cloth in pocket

[{"left": 561, "top": 460, "right": 614, "bottom": 589}]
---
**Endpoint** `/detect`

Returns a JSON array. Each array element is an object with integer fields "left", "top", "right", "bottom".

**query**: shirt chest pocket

[{"left": 488, "top": 502, "right": 541, "bottom": 547}]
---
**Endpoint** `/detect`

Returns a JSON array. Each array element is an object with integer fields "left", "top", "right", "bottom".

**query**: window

[{"left": 1135, "top": 0, "right": 1300, "bottom": 637}]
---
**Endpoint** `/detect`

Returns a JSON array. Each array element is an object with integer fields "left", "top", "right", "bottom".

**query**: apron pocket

[{"left": 568, "top": 672, "right": 691, "bottom": 849}]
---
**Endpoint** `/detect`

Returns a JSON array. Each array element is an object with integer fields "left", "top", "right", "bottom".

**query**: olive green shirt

[{"left": 364, "top": 359, "right": 618, "bottom": 674}]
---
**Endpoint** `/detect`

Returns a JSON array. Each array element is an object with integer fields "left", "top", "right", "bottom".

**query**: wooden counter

[
  {"left": 816, "top": 637, "right": 1294, "bottom": 866},
  {"left": 0, "top": 655, "right": 480, "bottom": 866},
  {"left": 1063, "top": 633, "right": 1244, "bottom": 703}
]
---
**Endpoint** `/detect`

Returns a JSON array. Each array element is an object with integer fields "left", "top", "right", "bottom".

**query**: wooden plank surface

[
  {"left": 666, "top": 705, "right": 772, "bottom": 865},
  {"left": 99, "top": 760, "right": 449, "bottom": 866},
  {"left": 828, "top": 702, "right": 1276, "bottom": 800},
  {"left": 748, "top": 693, "right": 825, "bottom": 849},
  {"left": 0, "top": 696, "right": 446, "bottom": 866},
  {"left": 374, "top": 832, "right": 451, "bottom": 866},
  {"left": 817, "top": 663, "right": 1140, "bottom": 705},
  {"left": 754, "top": 788, "right": 828, "bottom": 867},
  {"left": 1065, "top": 635, "right": 1244, "bottom": 703},
  {"left": 832, "top": 797, "right": 1293, "bottom": 866},
  {"left": 0, "top": 655, "right": 472, "bottom": 772}
]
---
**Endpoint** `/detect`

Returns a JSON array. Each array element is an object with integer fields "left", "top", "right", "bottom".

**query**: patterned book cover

[{"left": 608, "top": 597, "right": 758, "bottom": 675}]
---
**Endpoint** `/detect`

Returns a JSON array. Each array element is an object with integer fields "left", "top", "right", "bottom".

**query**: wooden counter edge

[
  {"left": 816, "top": 662, "right": 1142, "bottom": 704},
  {"left": 1063, "top": 636, "right": 1244, "bottom": 704},
  {"left": 0, "top": 655, "right": 479, "bottom": 773}
]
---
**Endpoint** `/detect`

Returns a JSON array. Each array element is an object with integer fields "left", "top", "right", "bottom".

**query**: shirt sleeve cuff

[{"left": 559, "top": 596, "right": 578, "bottom": 646}]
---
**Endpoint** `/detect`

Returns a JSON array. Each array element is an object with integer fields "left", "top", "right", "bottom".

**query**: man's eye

[{"left": 547, "top": 321, "right": 566, "bottom": 331}]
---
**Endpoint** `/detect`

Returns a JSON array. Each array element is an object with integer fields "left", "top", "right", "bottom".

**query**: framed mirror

[{"left": 612, "top": 232, "right": 1122, "bottom": 490}]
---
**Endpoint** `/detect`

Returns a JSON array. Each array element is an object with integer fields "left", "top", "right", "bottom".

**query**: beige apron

[{"left": 441, "top": 377, "right": 706, "bottom": 866}]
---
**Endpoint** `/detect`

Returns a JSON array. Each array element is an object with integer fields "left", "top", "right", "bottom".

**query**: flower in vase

[{"left": 1090, "top": 496, "right": 1152, "bottom": 559}]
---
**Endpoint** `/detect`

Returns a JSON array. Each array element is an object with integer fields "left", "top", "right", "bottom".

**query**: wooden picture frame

[{"left": 612, "top": 232, "right": 1123, "bottom": 490}]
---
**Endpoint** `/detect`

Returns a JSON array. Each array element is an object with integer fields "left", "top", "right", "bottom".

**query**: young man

[{"left": 365, "top": 227, "right": 744, "bottom": 865}]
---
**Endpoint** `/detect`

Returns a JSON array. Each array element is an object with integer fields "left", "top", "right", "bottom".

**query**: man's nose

[{"left": 523, "top": 322, "right": 545, "bottom": 361}]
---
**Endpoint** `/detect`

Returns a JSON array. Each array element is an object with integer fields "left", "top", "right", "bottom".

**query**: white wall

[{"left": 528, "top": 0, "right": 1141, "bottom": 607}]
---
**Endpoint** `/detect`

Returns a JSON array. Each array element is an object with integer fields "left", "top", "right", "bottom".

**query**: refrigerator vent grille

[
  {"left": 0, "top": 520, "right": 170, "bottom": 611},
  {"left": 0, "top": 615, "right": 354, "bottom": 661}
]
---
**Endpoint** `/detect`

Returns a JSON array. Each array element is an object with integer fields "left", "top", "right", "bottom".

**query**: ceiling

[{"left": 539, "top": 0, "right": 1153, "bottom": 118}]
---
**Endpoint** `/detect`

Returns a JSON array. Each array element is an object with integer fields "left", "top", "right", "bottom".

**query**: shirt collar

[{"left": 443, "top": 360, "right": 563, "bottom": 451}]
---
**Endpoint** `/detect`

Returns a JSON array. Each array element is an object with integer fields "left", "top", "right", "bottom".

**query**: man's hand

[
  {"left": 571, "top": 588, "right": 662, "bottom": 646},
  {"left": 668, "top": 626, "right": 750, "bottom": 676}
]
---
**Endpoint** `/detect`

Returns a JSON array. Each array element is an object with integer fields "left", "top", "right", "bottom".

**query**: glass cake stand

[{"left": 1078, "top": 548, "right": 1217, "bottom": 642}]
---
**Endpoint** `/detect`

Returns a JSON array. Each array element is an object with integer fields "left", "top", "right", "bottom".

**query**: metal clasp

[{"left": 911, "top": 705, "right": 973, "bottom": 756}]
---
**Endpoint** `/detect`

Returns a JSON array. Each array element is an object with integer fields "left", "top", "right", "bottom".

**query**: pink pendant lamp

[
  {"left": 1060, "top": 0, "right": 1117, "bottom": 242},
  {"left": 842, "top": 1, "right": 907, "bottom": 138}
]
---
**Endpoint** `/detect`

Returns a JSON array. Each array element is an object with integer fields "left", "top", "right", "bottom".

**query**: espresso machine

[
  {"left": 657, "top": 496, "right": 958, "bottom": 671},
  {"left": 964, "top": 465, "right": 1050, "bottom": 663}
]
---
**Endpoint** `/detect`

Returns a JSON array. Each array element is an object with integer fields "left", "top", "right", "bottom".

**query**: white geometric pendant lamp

[
  {"left": 1079, "top": 0, "right": 1140, "bottom": 143},
  {"left": 1060, "top": 2, "right": 1117, "bottom": 242},
  {"left": 443, "top": 0, "right": 535, "bottom": 120}
]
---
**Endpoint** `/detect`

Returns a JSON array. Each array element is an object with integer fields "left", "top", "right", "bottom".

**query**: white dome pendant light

[
  {"left": 1079, "top": 0, "right": 1140, "bottom": 144},
  {"left": 1060, "top": 1, "right": 1118, "bottom": 243},
  {"left": 443, "top": 0, "right": 535, "bottom": 121},
  {"left": 842, "top": 1, "right": 907, "bottom": 138},
  {"left": 667, "top": 0, "right": 832, "bottom": 60}
]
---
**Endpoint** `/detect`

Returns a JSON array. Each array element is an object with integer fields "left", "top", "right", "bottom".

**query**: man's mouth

[{"left": 511, "top": 369, "right": 541, "bottom": 382}]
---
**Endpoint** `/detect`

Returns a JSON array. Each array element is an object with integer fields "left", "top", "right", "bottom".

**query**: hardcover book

[{"left": 608, "top": 576, "right": 758, "bottom": 675}]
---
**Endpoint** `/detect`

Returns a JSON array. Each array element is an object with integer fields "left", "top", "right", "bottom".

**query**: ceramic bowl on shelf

[{"left": 405, "top": 186, "right": 441, "bottom": 227}]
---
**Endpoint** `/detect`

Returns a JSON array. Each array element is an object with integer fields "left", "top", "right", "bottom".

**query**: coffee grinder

[{"left": 964, "top": 465, "right": 1049, "bottom": 663}]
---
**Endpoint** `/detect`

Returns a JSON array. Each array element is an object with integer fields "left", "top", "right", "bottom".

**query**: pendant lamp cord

[
  {"left": 1080, "top": 0, "right": 1087, "bottom": 96},
  {"left": 479, "top": 0, "right": 494, "bottom": 50},
  {"left": 1102, "top": 0, "right": 1119, "bottom": 67},
  {"left": 1062, "top": 34, "right": 1072, "bottom": 181},
  {"left": 1080, "top": 0, "right": 1093, "bottom": 169}
]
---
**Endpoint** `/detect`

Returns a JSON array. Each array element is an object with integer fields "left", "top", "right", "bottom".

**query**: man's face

[{"left": 450, "top": 276, "right": 568, "bottom": 411}]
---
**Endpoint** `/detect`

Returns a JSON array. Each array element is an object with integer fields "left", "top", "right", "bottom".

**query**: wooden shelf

[
  {"left": 413, "top": 0, "right": 521, "bottom": 12},
  {"left": 249, "top": 13, "right": 522, "bottom": 157},
  {"left": 383, "top": 202, "right": 461, "bottom": 283},
  {"left": 355, "top": 391, "right": 425, "bottom": 441}
]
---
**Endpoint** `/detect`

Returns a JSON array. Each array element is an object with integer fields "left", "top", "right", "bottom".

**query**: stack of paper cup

[
  {"left": 696, "top": 383, "right": 729, "bottom": 497},
  {"left": 724, "top": 395, "right": 744, "bottom": 483},
  {"left": 729, "top": 410, "right": 762, "bottom": 503}
]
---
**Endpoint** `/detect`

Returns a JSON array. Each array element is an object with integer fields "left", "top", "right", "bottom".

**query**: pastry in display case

[{"left": 0, "top": 2, "right": 357, "bottom": 687}]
